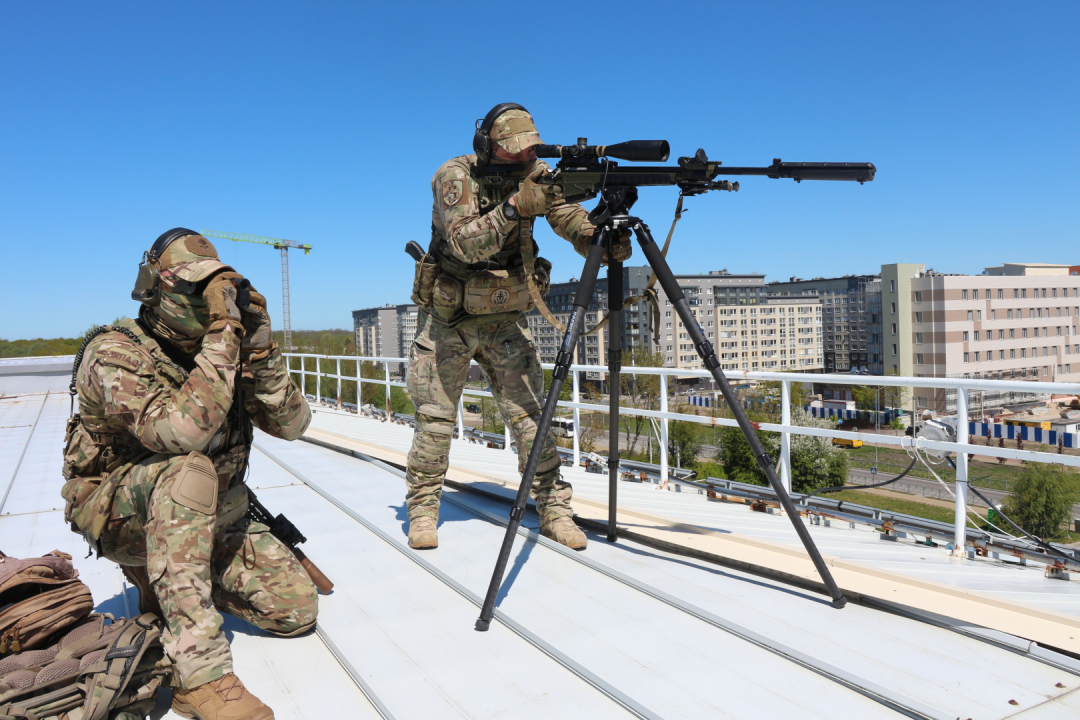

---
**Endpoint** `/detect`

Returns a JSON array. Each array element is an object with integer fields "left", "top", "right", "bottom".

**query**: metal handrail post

[
  {"left": 659, "top": 373, "right": 669, "bottom": 481},
  {"left": 384, "top": 361, "right": 391, "bottom": 416},
  {"left": 572, "top": 367, "right": 581, "bottom": 467},
  {"left": 301, "top": 358, "right": 307, "bottom": 399},
  {"left": 316, "top": 356, "right": 321, "bottom": 404},
  {"left": 780, "top": 380, "right": 792, "bottom": 492},
  {"left": 952, "top": 387, "right": 970, "bottom": 556},
  {"left": 356, "top": 358, "right": 362, "bottom": 410},
  {"left": 336, "top": 358, "right": 342, "bottom": 409},
  {"left": 504, "top": 422, "right": 511, "bottom": 452}
]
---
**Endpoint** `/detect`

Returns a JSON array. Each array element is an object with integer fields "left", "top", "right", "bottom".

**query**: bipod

[{"left": 475, "top": 191, "right": 845, "bottom": 633}]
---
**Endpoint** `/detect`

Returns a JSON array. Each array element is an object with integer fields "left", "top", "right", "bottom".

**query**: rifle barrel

[{"left": 717, "top": 162, "right": 876, "bottom": 182}]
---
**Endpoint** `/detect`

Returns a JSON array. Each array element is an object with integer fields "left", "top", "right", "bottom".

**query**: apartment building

[
  {"left": 884, "top": 263, "right": 1080, "bottom": 413},
  {"left": 766, "top": 275, "right": 883, "bottom": 375},
  {"left": 352, "top": 303, "right": 419, "bottom": 371}
]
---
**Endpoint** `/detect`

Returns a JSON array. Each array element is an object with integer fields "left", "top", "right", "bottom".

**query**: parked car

[
  {"left": 465, "top": 404, "right": 480, "bottom": 414},
  {"left": 832, "top": 438, "right": 863, "bottom": 448}
]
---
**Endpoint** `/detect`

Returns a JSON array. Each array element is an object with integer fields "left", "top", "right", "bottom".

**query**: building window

[
  {"left": 991, "top": 310, "right": 996, "bottom": 320},
  {"left": 997, "top": 289, "right": 1003, "bottom": 299},
  {"left": 974, "top": 289, "right": 980, "bottom": 300},
  {"left": 1022, "top": 329, "right": 1028, "bottom": 338},
  {"left": 974, "top": 351, "right": 980, "bottom": 362},
  {"left": 999, "top": 349, "right": 1005, "bottom": 360},
  {"left": 891, "top": 344, "right": 897, "bottom": 355},
  {"left": 917, "top": 395, "right": 928, "bottom": 409},
  {"left": 1010, "top": 349, "right": 1016, "bottom": 359},
  {"left": 914, "top": 291, "right": 922, "bottom": 302},
  {"left": 1007, "top": 309, "right": 1013, "bottom": 319},
  {"left": 1009, "top": 329, "right": 1015, "bottom": 339},
  {"left": 977, "top": 310, "right": 982, "bottom": 320},
  {"left": 915, "top": 312, "right": 923, "bottom": 323},
  {"left": 964, "top": 352, "right": 970, "bottom": 363},
  {"left": 1053, "top": 288, "right": 1058, "bottom": 298},
  {"left": 1043, "top": 366, "right": 1049, "bottom": 376},
  {"left": 1021, "top": 289, "right": 1027, "bottom": 299},
  {"left": 1013, "top": 289, "right": 1019, "bottom": 299},
  {"left": 967, "top": 310, "right": 973, "bottom": 321},
  {"left": 1042, "top": 288, "right": 1047, "bottom": 298},
  {"left": 890, "top": 280, "right": 896, "bottom": 292},
  {"left": 1020, "top": 348, "right": 1026, "bottom": 358},
  {"left": 962, "top": 289, "right": 969, "bottom": 300},
  {"left": 916, "top": 353, "right": 924, "bottom": 365},
  {"left": 915, "top": 332, "right": 923, "bottom": 344},
  {"left": 891, "top": 323, "right": 897, "bottom": 335},
  {"left": 962, "top": 331, "right": 969, "bottom": 342}
]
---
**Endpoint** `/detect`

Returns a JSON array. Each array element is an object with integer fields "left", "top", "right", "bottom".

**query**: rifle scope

[{"left": 534, "top": 139, "right": 670, "bottom": 163}]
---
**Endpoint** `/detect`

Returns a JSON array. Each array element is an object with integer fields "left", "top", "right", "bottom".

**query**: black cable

[
  {"left": 802, "top": 454, "right": 918, "bottom": 504},
  {"left": 947, "top": 456, "right": 1074, "bottom": 562}
]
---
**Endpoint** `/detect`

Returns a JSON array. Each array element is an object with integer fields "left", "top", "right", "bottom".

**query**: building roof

[{"left": 3, "top": 359, "right": 1080, "bottom": 719}]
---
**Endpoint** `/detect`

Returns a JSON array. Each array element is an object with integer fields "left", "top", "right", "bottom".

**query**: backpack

[
  {"left": 0, "top": 613, "right": 167, "bottom": 720},
  {"left": 0, "top": 552, "right": 94, "bottom": 656}
]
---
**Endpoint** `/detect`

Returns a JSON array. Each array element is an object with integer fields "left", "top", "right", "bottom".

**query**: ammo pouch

[{"left": 410, "top": 253, "right": 440, "bottom": 308}]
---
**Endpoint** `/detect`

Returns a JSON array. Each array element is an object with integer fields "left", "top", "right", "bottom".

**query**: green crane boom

[{"left": 200, "top": 229, "right": 313, "bottom": 351}]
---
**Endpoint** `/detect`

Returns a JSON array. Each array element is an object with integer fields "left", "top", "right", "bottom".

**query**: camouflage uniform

[
  {"left": 406, "top": 109, "right": 594, "bottom": 528},
  {"left": 62, "top": 236, "right": 315, "bottom": 691}
]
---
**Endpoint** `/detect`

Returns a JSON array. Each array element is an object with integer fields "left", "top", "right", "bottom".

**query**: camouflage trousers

[
  {"left": 96, "top": 452, "right": 319, "bottom": 689},
  {"left": 405, "top": 310, "right": 572, "bottom": 522}
]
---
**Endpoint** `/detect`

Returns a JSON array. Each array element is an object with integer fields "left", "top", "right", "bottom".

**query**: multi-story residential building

[
  {"left": 766, "top": 275, "right": 883, "bottom": 375},
  {"left": 352, "top": 303, "right": 419, "bottom": 372},
  {"left": 884, "top": 263, "right": 1080, "bottom": 414}
]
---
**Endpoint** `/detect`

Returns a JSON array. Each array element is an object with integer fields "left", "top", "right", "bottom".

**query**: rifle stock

[{"left": 247, "top": 490, "right": 334, "bottom": 594}]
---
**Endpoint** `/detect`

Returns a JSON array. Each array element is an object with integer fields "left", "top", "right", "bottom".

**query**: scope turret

[{"left": 534, "top": 139, "right": 670, "bottom": 163}]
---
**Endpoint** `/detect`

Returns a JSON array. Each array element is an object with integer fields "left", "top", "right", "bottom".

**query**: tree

[
  {"left": 720, "top": 407, "right": 848, "bottom": 493},
  {"left": 668, "top": 421, "right": 703, "bottom": 469},
  {"left": 1001, "top": 464, "right": 1079, "bottom": 539},
  {"left": 882, "top": 368, "right": 904, "bottom": 410},
  {"left": 620, "top": 348, "right": 663, "bottom": 456},
  {"left": 852, "top": 385, "right": 877, "bottom": 411}
]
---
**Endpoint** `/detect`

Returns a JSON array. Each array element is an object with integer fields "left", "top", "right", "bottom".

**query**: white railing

[{"left": 284, "top": 353, "right": 1080, "bottom": 554}]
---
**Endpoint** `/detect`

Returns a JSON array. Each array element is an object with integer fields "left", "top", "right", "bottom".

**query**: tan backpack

[
  {"left": 0, "top": 613, "right": 167, "bottom": 720},
  {"left": 0, "top": 552, "right": 94, "bottom": 657}
]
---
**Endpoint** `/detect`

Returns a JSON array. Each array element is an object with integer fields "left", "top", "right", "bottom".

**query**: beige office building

[{"left": 885, "top": 263, "right": 1080, "bottom": 413}]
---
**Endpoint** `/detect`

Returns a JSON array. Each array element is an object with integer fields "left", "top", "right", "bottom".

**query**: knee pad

[{"left": 171, "top": 451, "right": 218, "bottom": 515}]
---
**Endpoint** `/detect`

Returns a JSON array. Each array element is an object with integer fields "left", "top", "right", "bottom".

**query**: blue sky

[{"left": 2, "top": 1, "right": 1077, "bottom": 340}]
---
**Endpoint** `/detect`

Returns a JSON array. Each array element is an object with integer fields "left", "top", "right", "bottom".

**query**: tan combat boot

[
  {"left": 121, "top": 564, "right": 163, "bottom": 618},
  {"left": 172, "top": 673, "right": 274, "bottom": 720},
  {"left": 540, "top": 515, "right": 587, "bottom": 550},
  {"left": 408, "top": 516, "right": 438, "bottom": 549}
]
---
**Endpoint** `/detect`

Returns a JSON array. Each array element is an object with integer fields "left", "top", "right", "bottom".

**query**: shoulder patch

[
  {"left": 100, "top": 349, "right": 144, "bottom": 372},
  {"left": 442, "top": 179, "right": 464, "bottom": 208}
]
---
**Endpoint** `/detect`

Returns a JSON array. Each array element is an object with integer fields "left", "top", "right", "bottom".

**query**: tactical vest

[
  {"left": 413, "top": 159, "right": 551, "bottom": 326},
  {"left": 62, "top": 320, "right": 250, "bottom": 547}
]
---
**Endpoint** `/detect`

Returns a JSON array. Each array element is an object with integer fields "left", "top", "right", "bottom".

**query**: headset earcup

[{"left": 131, "top": 262, "right": 161, "bottom": 306}]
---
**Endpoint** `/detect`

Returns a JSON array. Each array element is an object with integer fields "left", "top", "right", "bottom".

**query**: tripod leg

[
  {"left": 633, "top": 220, "right": 848, "bottom": 609},
  {"left": 607, "top": 260, "right": 623, "bottom": 542},
  {"left": 476, "top": 231, "right": 610, "bottom": 631}
]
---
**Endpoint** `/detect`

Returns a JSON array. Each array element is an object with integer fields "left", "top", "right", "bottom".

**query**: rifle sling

[{"left": 519, "top": 194, "right": 685, "bottom": 346}]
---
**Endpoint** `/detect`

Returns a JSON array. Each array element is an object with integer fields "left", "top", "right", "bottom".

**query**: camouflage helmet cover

[
  {"left": 156, "top": 233, "right": 233, "bottom": 288},
  {"left": 490, "top": 109, "right": 543, "bottom": 155}
]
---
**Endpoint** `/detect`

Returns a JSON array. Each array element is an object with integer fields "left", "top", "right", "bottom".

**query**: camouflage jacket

[
  {"left": 430, "top": 154, "right": 594, "bottom": 272},
  {"left": 64, "top": 318, "right": 310, "bottom": 523}
]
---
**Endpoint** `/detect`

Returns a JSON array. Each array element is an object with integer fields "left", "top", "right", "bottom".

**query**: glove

[
  {"left": 204, "top": 275, "right": 244, "bottom": 334},
  {"left": 511, "top": 166, "right": 559, "bottom": 218},
  {"left": 241, "top": 289, "right": 273, "bottom": 355},
  {"left": 610, "top": 230, "right": 633, "bottom": 263},
  {"left": 582, "top": 227, "right": 634, "bottom": 265}
]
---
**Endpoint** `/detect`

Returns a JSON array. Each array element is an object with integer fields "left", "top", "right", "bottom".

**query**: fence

[
  {"left": 284, "top": 352, "right": 1080, "bottom": 555},
  {"left": 966, "top": 421, "right": 1078, "bottom": 449},
  {"left": 806, "top": 406, "right": 901, "bottom": 424}
]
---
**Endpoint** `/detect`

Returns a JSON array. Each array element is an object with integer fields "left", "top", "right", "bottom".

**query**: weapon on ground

[{"left": 246, "top": 490, "right": 334, "bottom": 594}]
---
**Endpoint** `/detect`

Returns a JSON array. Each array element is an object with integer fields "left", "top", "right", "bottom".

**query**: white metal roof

[{"left": 3, "top": 380, "right": 1080, "bottom": 718}]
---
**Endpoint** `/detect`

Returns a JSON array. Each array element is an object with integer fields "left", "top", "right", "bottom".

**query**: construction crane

[{"left": 200, "top": 230, "right": 312, "bottom": 351}]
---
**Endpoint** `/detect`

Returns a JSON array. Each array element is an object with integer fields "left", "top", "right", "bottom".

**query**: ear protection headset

[
  {"left": 131, "top": 227, "right": 198, "bottom": 306},
  {"left": 472, "top": 103, "right": 528, "bottom": 166}
]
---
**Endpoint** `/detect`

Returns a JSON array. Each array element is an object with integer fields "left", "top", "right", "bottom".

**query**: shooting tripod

[{"left": 475, "top": 188, "right": 847, "bottom": 631}]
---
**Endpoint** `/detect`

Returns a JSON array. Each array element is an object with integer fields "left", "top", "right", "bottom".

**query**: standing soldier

[
  {"left": 63, "top": 229, "right": 317, "bottom": 720},
  {"left": 405, "top": 104, "right": 631, "bottom": 550}
]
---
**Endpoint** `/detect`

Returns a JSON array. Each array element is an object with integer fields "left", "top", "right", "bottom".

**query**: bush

[{"left": 1001, "top": 464, "right": 1079, "bottom": 539}]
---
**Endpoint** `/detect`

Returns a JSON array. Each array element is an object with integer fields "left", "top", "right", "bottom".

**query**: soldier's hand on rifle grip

[{"left": 510, "top": 166, "right": 558, "bottom": 218}]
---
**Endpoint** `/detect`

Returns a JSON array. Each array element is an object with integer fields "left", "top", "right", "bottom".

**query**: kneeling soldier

[{"left": 63, "top": 229, "right": 316, "bottom": 720}]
